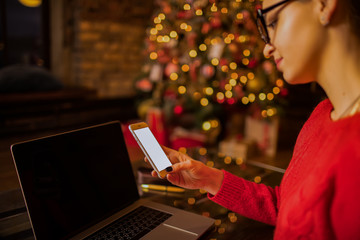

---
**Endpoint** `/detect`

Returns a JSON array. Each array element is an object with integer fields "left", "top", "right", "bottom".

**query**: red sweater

[{"left": 209, "top": 99, "right": 360, "bottom": 239}]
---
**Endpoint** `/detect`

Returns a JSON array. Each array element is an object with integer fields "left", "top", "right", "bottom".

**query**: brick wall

[{"left": 63, "top": 0, "right": 154, "bottom": 97}]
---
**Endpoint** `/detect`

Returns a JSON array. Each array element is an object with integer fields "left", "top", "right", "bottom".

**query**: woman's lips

[{"left": 275, "top": 58, "right": 283, "bottom": 69}]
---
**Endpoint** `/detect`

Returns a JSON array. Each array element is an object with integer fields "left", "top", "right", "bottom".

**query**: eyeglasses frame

[{"left": 256, "top": 0, "right": 291, "bottom": 44}]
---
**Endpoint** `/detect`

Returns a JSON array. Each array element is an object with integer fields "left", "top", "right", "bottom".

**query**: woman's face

[{"left": 262, "top": 0, "right": 326, "bottom": 84}]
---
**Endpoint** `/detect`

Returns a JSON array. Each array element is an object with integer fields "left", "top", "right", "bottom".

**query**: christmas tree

[{"left": 134, "top": 0, "right": 286, "bottom": 147}]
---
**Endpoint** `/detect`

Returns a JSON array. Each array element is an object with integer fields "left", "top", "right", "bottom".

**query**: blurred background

[{"left": 0, "top": 0, "right": 326, "bottom": 238}]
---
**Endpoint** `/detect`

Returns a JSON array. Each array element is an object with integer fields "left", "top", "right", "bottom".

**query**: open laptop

[{"left": 10, "top": 121, "right": 214, "bottom": 240}]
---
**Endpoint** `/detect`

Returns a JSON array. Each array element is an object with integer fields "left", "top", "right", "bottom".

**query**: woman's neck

[{"left": 317, "top": 25, "right": 360, "bottom": 120}]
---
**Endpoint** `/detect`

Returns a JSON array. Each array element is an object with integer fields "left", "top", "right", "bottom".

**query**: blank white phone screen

[{"left": 133, "top": 127, "right": 172, "bottom": 171}]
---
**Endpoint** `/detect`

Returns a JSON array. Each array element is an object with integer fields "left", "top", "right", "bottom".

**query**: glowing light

[
  {"left": 189, "top": 50, "right": 198, "bottom": 58},
  {"left": 240, "top": 76, "right": 248, "bottom": 84},
  {"left": 221, "top": 65, "right": 229, "bottom": 72},
  {"left": 199, "top": 44, "right": 207, "bottom": 51},
  {"left": 170, "top": 72, "right": 178, "bottom": 81},
  {"left": 154, "top": 17, "right": 161, "bottom": 24},
  {"left": 150, "top": 28, "right": 158, "bottom": 35},
  {"left": 229, "top": 62, "right": 237, "bottom": 70},
  {"left": 211, "top": 3, "right": 218, "bottom": 12},
  {"left": 224, "top": 37, "right": 231, "bottom": 44},
  {"left": 156, "top": 24, "right": 163, "bottom": 31},
  {"left": 228, "top": 34, "right": 235, "bottom": 40},
  {"left": 231, "top": 72, "right": 238, "bottom": 79},
  {"left": 179, "top": 147, "right": 187, "bottom": 154},
  {"left": 178, "top": 86, "right": 186, "bottom": 94},
  {"left": 19, "top": 0, "right": 42, "bottom": 7},
  {"left": 184, "top": 4, "right": 191, "bottom": 10},
  {"left": 200, "top": 98, "right": 209, "bottom": 106},
  {"left": 248, "top": 93, "right": 256, "bottom": 102},
  {"left": 193, "top": 92, "right": 201, "bottom": 100},
  {"left": 259, "top": 93, "right": 266, "bottom": 101},
  {"left": 163, "top": 35, "right": 170, "bottom": 42},
  {"left": 236, "top": 13, "right": 244, "bottom": 19},
  {"left": 196, "top": 9, "right": 203, "bottom": 15},
  {"left": 158, "top": 13, "right": 165, "bottom": 20},
  {"left": 206, "top": 160, "right": 214, "bottom": 167},
  {"left": 225, "top": 84, "right": 232, "bottom": 91},
  {"left": 174, "top": 105, "right": 183, "bottom": 115},
  {"left": 254, "top": 176, "right": 262, "bottom": 183},
  {"left": 247, "top": 72, "right": 255, "bottom": 80},
  {"left": 199, "top": 148, "right": 207, "bottom": 155},
  {"left": 236, "top": 157, "right": 244, "bottom": 165},
  {"left": 225, "top": 91, "right": 233, "bottom": 98},
  {"left": 262, "top": 110, "right": 268, "bottom": 118},
  {"left": 188, "top": 198, "right": 196, "bottom": 205},
  {"left": 185, "top": 25, "right": 192, "bottom": 32},
  {"left": 224, "top": 156, "right": 232, "bottom": 164},
  {"left": 217, "top": 92, "right": 225, "bottom": 101},
  {"left": 276, "top": 79, "right": 284, "bottom": 87},
  {"left": 156, "top": 35, "right": 163, "bottom": 42},
  {"left": 221, "top": 7, "right": 228, "bottom": 14},
  {"left": 211, "top": 58, "right": 219, "bottom": 66},
  {"left": 267, "top": 108, "right": 276, "bottom": 116},
  {"left": 243, "top": 49, "right": 250, "bottom": 56},
  {"left": 242, "top": 58, "right": 250, "bottom": 65},
  {"left": 205, "top": 87, "right": 214, "bottom": 95},
  {"left": 170, "top": 31, "right": 178, "bottom": 38},
  {"left": 181, "top": 64, "right": 190, "bottom": 72},
  {"left": 149, "top": 52, "right": 158, "bottom": 60},
  {"left": 267, "top": 93, "right": 275, "bottom": 101},
  {"left": 215, "top": 219, "right": 222, "bottom": 226},
  {"left": 229, "top": 79, "right": 237, "bottom": 86},
  {"left": 238, "top": 35, "right": 246, "bottom": 43},
  {"left": 180, "top": 23, "right": 188, "bottom": 30},
  {"left": 242, "top": 97, "right": 250, "bottom": 104},
  {"left": 203, "top": 121, "right": 211, "bottom": 131},
  {"left": 210, "top": 120, "right": 219, "bottom": 128},
  {"left": 273, "top": 87, "right": 281, "bottom": 94}
]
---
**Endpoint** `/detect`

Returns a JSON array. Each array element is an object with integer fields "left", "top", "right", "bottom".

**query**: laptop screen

[{"left": 11, "top": 122, "right": 140, "bottom": 240}]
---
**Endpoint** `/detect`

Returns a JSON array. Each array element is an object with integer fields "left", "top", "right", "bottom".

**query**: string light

[
  {"left": 195, "top": 9, "right": 203, "bottom": 15},
  {"left": 170, "top": 31, "right": 178, "bottom": 38},
  {"left": 178, "top": 86, "right": 186, "bottom": 94},
  {"left": 229, "top": 62, "right": 237, "bottom": 70},
  {"left": 247, "top": 72, "right": 255, "bottom": 79},
  {"left": 200, "top": 98, "right": 209, "bottom": 106},
  {"left": 183, "top": 3, "right": 191, "bottom": 10},
  {"left": 199, "top": 44, "right": 207, "bottom": 51},
  {"left": 267, "top": 93, "right": 275, "bottom": 101},
  {"left": 149, "top": 52, "right": 158, "bottom": 60},
  {"left": 248, "top": 93, "right": 256, "bottom": 102},
  {"left": 199, "top": 147, "right": 207, "bottom": 155},
  {"left": 211, "top": 58, "right": 219, "bottom": 66},
  {"left": 259, "top": 93, "right": 266, "bottom": 101},
  {"left": 242, "top": 97, "right": 250, "bottom": 104},
  {"left": 205, "top": 87, "right": 214, "bottom": 95},
  {"left": 158, "top": 13, "right": 165, "bottom": 20},
  {"left": 273, "top": 87, "right": 281, "bottom": 94},
  {"left": 211, "top": 3, "right": 218, "bottom": 12},
  {"left": 203, "top": 121, "right": 211, "bottom": 130},
  {"left": 170, "top": 72, "right": 178, "bottom": 81},
  {"left": 181, "top": 64, "right": 190, "bottom": 72},
  {"left": 189, "top": 50, "right": 197, "bottom": 57}
]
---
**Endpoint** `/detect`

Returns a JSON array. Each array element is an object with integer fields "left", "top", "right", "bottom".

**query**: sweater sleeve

[{"left": 208, "top": 170, "right": 280, "bottom": 226}]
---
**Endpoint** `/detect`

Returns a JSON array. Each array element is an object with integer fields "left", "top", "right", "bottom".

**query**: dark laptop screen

[{"left": 11, "top": 122, "right": 140, "bottom": 240}]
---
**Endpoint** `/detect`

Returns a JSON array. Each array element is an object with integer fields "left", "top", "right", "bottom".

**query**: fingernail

[{"left": 166, "top": 166, "right": 173, "bottom": 172}]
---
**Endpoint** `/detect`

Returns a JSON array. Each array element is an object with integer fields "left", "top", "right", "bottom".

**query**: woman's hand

[{"left": 145, "top": 146, "right": 224, "bottom": 196}]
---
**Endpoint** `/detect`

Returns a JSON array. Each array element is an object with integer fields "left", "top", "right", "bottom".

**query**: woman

[{"left": 149, "top": 0, "right": 360, "bottom": 238}]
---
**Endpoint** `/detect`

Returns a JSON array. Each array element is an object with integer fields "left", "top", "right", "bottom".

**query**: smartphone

[{"left": 128, "top": 122, "right": 172, "bottom": 178}]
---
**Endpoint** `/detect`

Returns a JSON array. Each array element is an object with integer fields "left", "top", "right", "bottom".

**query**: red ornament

[{"left": 174, "top": 105, "right": 183, "bottom": 115}]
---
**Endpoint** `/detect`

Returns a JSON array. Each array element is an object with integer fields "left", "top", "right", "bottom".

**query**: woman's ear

[{"left": 317, "top": 0, "right": 338, "bottom": 26}]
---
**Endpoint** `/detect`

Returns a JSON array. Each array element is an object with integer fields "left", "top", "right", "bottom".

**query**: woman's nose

[{"left": 263, "top": 43, "right": 275, "bottom": 58}]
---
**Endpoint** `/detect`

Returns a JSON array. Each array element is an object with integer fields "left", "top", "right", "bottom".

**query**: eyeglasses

[{"left": 256, "top": 0, "right": 291, "bottom": 44}]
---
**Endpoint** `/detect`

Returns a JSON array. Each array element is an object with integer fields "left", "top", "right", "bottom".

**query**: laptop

[{"left": 10, "top": 121, "right": 214, "bottom": 240}]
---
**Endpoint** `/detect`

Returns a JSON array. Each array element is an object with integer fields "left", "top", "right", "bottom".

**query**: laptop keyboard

[{"left": 84, "top": 206, "right": 172, "bottom": 240}]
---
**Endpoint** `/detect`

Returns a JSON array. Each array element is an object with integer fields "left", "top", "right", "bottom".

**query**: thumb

[{"left": 169, "top": 160, "right": 192, "bottom": 173}]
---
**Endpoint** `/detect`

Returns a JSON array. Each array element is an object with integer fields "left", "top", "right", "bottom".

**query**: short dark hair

[{"left": 347, "top": 0, "right": 360, "bottom": 37}]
